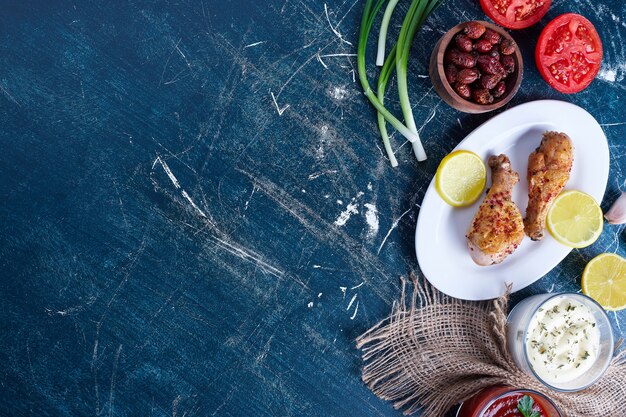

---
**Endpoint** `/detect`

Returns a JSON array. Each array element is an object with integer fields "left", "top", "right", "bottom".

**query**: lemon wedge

[
  {"left": 582, "top": 253, "right": 626, "bottom": 311},
  {"left": 546, "top": 190, "right": 603, "bottom": 248},
  {"left": 435, "top": 150, "right": 486, "bottom": 207}
]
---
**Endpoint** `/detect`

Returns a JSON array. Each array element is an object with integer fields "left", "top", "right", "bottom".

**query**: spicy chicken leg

[
  {"left": 467, "top": 155, "right": 525, "bottom": 266},
  {"left": 524, "top": 132, "right": 574, "bottom": 241}
]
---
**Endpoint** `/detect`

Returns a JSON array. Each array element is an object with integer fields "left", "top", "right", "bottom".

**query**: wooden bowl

[{"left": 429, "top": 21, "right": 523, "bottom": 114}]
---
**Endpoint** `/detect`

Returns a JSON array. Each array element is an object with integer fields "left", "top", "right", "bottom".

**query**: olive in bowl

[{"left": 429, "top": 21, "right": 523, "bottom": 114}]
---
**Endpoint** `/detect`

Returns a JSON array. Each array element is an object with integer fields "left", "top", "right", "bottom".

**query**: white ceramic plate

[{"left": 415, "top": 100, "right": 609, "bottom": 301}]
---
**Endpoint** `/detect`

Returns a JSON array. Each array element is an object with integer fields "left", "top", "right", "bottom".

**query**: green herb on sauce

[{"left": 517, "top": 395, "right": 540, "bottom": 417}]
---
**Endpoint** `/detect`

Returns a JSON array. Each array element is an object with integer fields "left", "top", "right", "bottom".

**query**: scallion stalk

[
  {"left": 395, "top": 0, "right": 432, "bottom": 161},
  {"left": 375, "top": 0, "right": 400, "bottom": 67},
  {"left": 358, "top": 0, "right": 421, "bottom": 146},
  {"left": 358, "top": 0, "right": 444, "bottom": 165},
  {"left": 376, "top": 44, "right": 398, "bottom": 166},
  {"left": 376, "top": 0, "right": 442, "bottom": 165}
]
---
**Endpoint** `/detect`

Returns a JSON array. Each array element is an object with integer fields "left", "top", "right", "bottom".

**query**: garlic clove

[{"left": 605, "top": 191, "right": 626, "bottom": 225}]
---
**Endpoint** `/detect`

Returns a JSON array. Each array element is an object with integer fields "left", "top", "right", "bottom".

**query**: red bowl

[{"left": 456, "top": 386, "right": 562, "bottom": 417}]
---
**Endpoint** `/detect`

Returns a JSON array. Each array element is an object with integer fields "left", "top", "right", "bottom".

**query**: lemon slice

[
  {"left": 435, "top": 150, "right": 486, "bottom": 207},
  {"left": 582, "top": 253, "right": 626, "bottom": 311},
  {"left": 546, "top": 190, "right": 603, "bottom": 248}
]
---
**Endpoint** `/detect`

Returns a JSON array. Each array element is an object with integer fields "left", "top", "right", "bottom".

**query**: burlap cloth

[{"left": 356, "top": 274, "right": 626, "bottom": 417}]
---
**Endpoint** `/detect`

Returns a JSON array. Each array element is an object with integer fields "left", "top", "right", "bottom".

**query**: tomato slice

[
  {"left": 536, "top": 13, "right": 603, "bottom": 94},
  {"left": 479, "top": 0, "right": 551, "bottom": 29}
]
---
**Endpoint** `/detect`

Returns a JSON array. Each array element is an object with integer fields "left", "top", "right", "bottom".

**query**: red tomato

[
  {"left": 535, "top": 13, "right": 603, "bottom": 94},
  {"left": 479, "top": 0, "right": 551, "bottom": 29}
]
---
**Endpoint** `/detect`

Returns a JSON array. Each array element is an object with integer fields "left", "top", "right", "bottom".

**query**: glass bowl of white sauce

[{"left": 506, "top": 292, "right": 614, "bottom": 391}]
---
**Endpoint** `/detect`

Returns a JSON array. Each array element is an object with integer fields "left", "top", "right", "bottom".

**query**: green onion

[
  {"left": 375, "top": 0, "right": 400, "bottom": 67},
  {"left": 357, "top": 0, "right": 421, "bottom": 149},
  {"left": 396, "top": 0, "right": 441, "bottom": 161},
  {"left": 358, "top": 0, "right": 443, "bottom": 165},
  {"left": 376, "top": 43, "right": 398, "bottom": 166},
  {"left": 378, "top": 1, "right": 441, "bottom": 164}
]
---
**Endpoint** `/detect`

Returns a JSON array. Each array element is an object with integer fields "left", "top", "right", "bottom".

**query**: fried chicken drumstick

[
  {"left": 524, "top": 132, "right": 574, "bottom": 241},
  {"left": 467, "top": 154, "right": 525, "bottom": 266}
]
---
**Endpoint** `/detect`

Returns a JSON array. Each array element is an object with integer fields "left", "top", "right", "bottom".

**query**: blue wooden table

[{"left": 1, "top": 1, "right": 624, "bottom": 416}]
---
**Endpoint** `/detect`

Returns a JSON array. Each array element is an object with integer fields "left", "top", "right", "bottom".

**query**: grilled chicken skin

[
  {"left": 524, "top": 132, "right": 574, "bottom": 241},
  {"left": 467, "top": 155, "right": 525, "bottom": 266}
]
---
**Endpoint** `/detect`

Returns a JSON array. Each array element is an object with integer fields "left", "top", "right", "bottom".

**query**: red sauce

[
  {"left": 482, "top": 393, "right": 547, "bottom": 417},
  {"left": 457, "top": 387, "right": 559, "bottom": 417}
]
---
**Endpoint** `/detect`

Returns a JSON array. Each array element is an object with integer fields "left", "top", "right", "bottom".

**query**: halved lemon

[
  {"left": 546, "top": 190, "right": 603, "bottom": 248},
  {"left": 435, "top": 150, "right": 486, "bottom": 207},
  {"left": 582, "top": 253, "right": 626, "bottom": 311}
]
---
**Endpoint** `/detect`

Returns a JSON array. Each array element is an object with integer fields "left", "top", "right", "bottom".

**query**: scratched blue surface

[{"left": 0, "top": 1, "right": 624, "bottom": 416}]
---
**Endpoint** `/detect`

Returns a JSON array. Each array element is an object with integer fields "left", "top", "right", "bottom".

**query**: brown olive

[
  {"left": 501, "top": 55, "right": 515, "bottom": 74},
  {"left": 473, "top": 88, "right": 494, "bottom": 104},
  {"left": 477, "top": 55, "right": 506, "bottom": 77},
  {"left": 500, "top": 39, "right": 516, "bottom": 56},
  {"left": 463, "top": 21, "right": 486, "bottom": 39},
  {"left": 455, "top": 34, "right": 474, "bottom": 53},
  {"left": 457, "top": 68, "right": 480, "bottom": 84},
  {"left": 454, "top": 82, "right": 472, "bottom": 100},
  {"left": 482, "top": 29, "right": 501, "bottom": 45},
  {"left": 444, "top": 64, "right": 459, "bottom": 84},
  {"left": 445, "top": 48, "right": 460, "bottom": 64},
  {"left": 480, "top": 74, "right": 501, "bottom": 90},
  {"left": 475, "top": 39, "right": 492, "bottom": 53},
  {"left": 451, "top": 51, "right": 477, "bottom": 68},
  {"left": 493, "top": 81, "right": 507, "bottom": 98}
]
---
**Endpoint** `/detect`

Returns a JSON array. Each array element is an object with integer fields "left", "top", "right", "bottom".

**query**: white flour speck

[
  {"left": 367, "top": 182, "right": 373, "bottom": 191},
  {"left": 336, "top": 199, "right": 343, "bottom": 205},
  {"left": 333, "top": 192, "right": 364, "bottom": 227},
  {"left": 598, "top": 63, "right": 626, "bottom": 83},
  {"left": 307, "top": 302, "right": 314, "bottom": 308},
  {"left": 334, "top": 202, "right": 358, "bottom": 226},
  {"left": 327, "top": 85, "right": 350, "bottom": 100},
  {"left": 364, "top": 203, "right": 379, "bottom": 238},
  {"left": 598, "top": 69, "right": 617, "bottom": 82}
]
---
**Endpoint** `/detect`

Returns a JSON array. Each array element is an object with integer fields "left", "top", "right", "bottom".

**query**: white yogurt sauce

[{"left": 525, "top": 296, "right": 600, "bottom": 384}]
